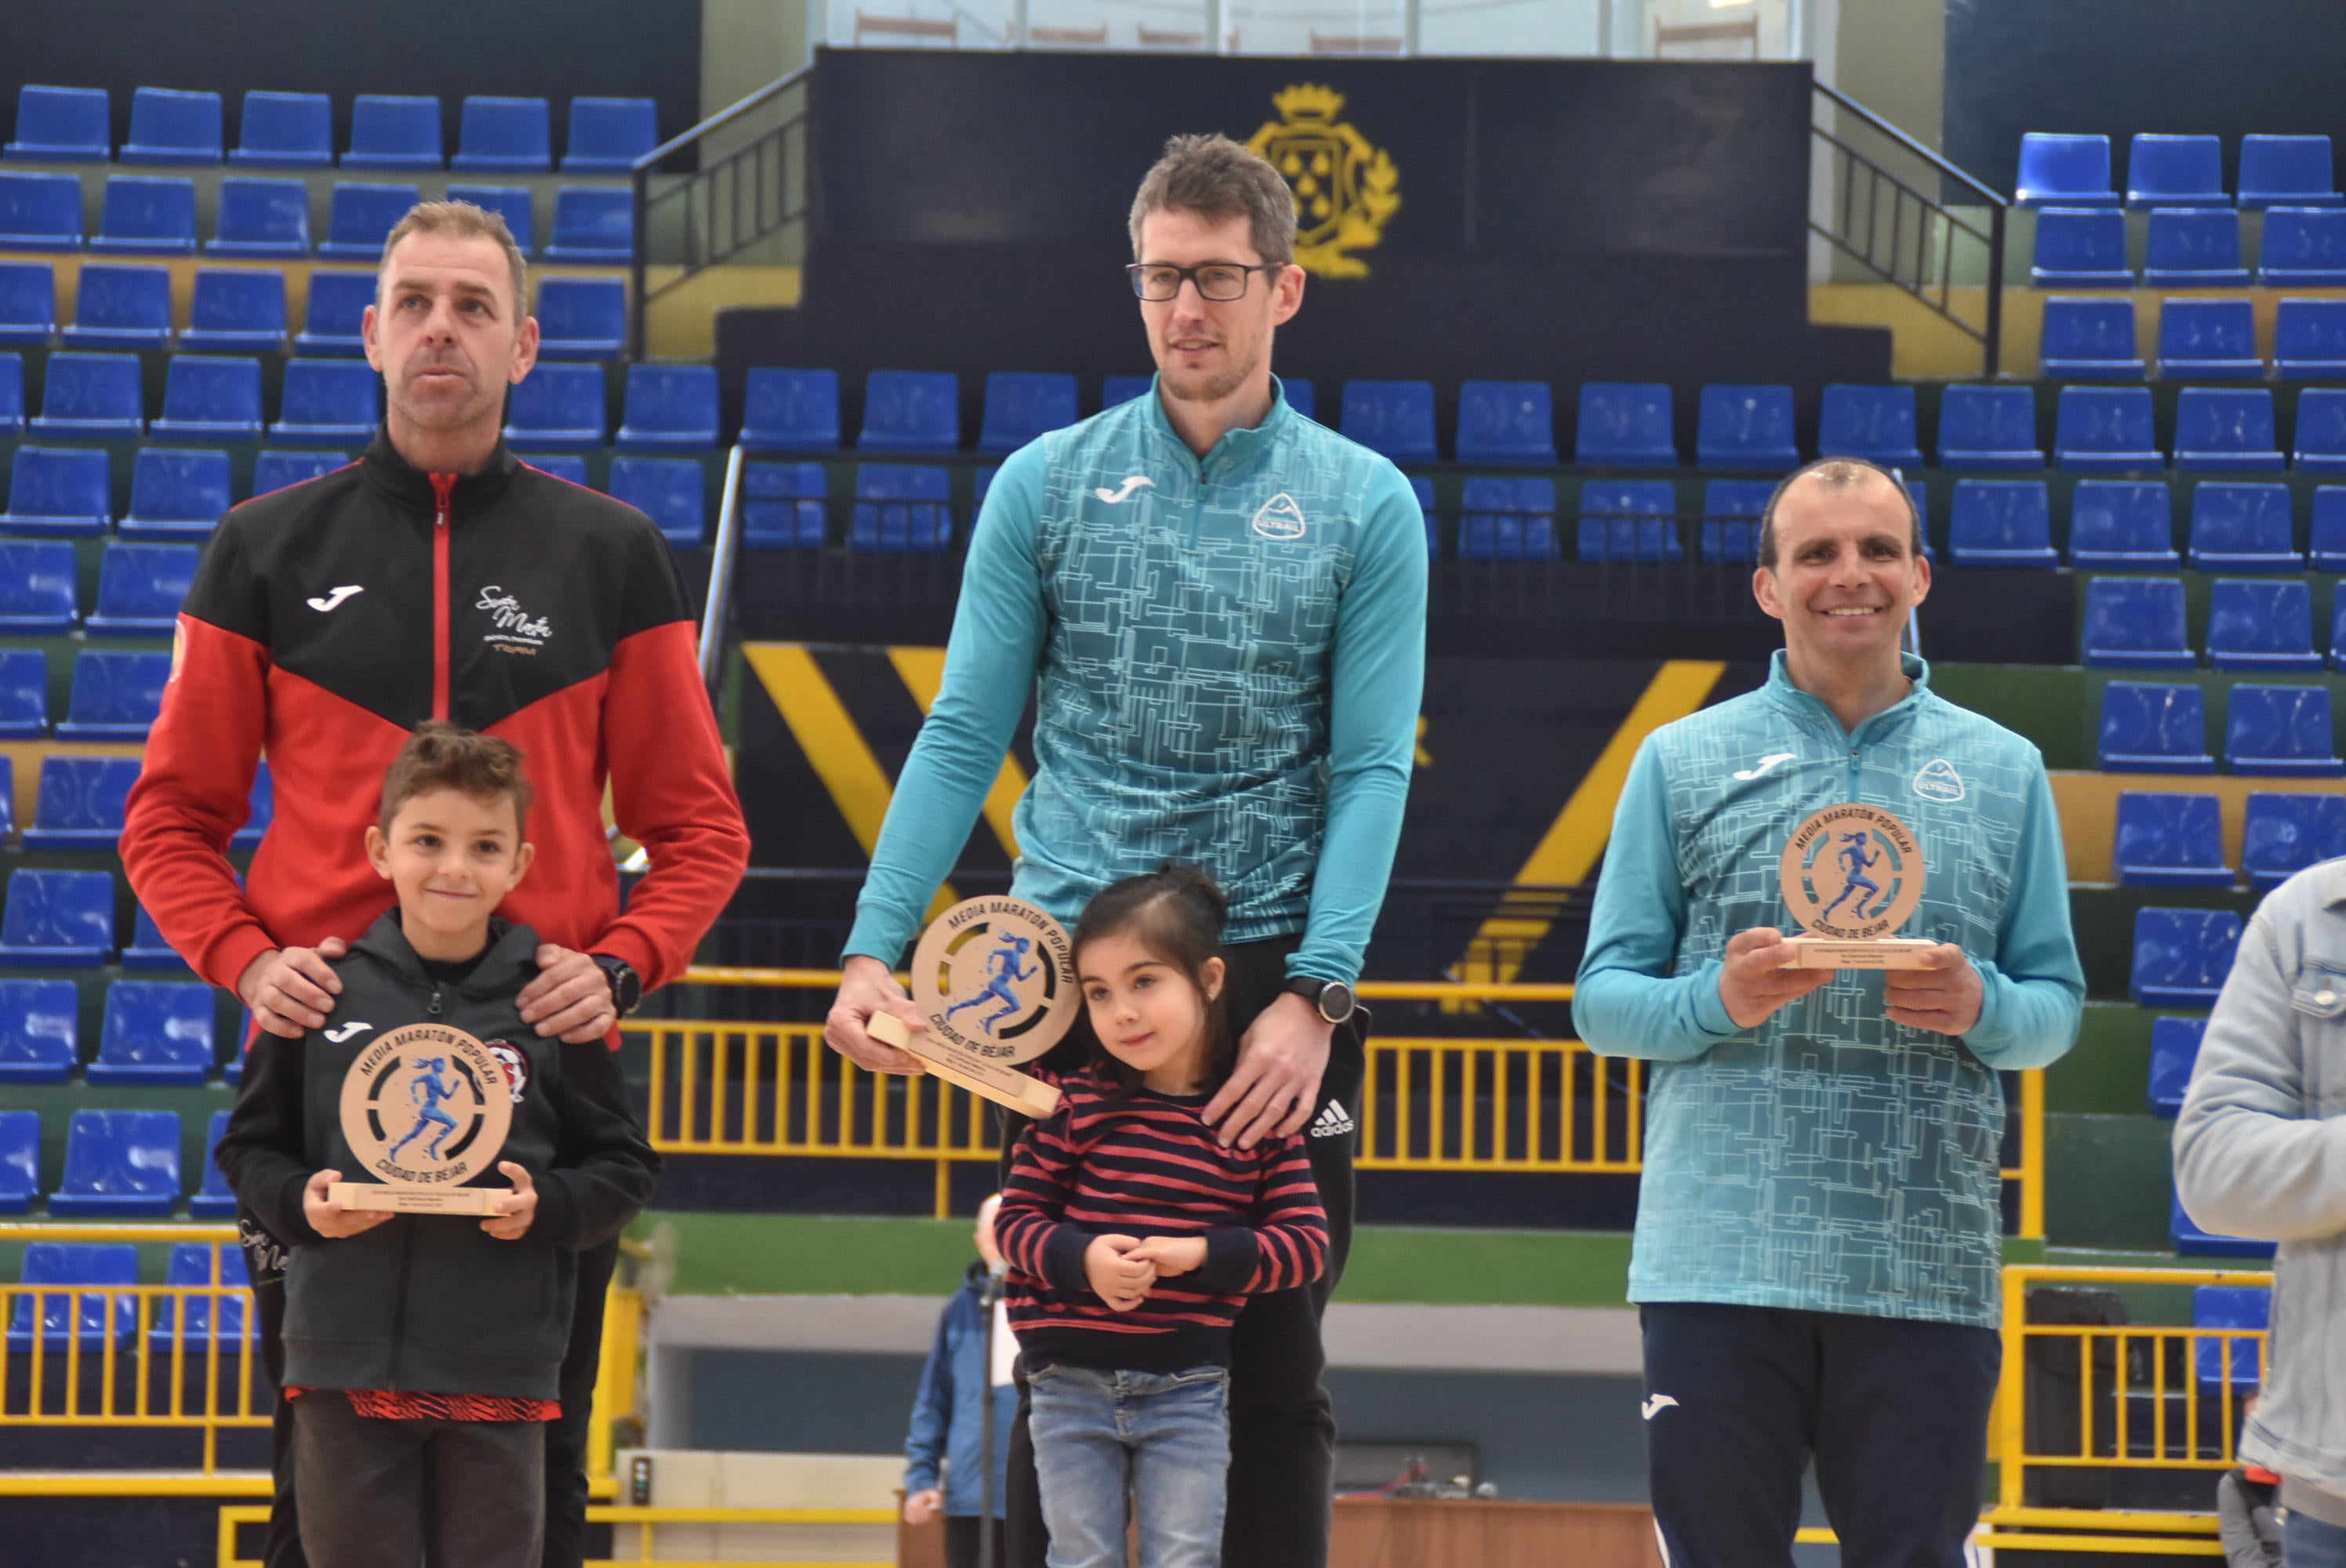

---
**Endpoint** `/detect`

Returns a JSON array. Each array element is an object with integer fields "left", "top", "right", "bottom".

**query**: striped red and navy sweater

[{"left": 995, "top": 1070, "right": 1328, "bottom": 1374}]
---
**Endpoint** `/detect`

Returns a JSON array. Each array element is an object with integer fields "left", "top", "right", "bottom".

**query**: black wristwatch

[
  {"left": 1284, "top": 976, "right": 1356, "bottom": 1026},
  {"left": 592, "top": 954, "right": 642, "bottom": 1018}
]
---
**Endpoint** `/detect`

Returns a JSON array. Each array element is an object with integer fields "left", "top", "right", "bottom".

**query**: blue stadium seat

[
  {"left": 850, "top": 464, "right": 953, "bottom": 554},
  {"left": 230, "top": 91, "right": 332, "bottom": 169},
  {"left": 1948, "top": 480, "right": 2056, "bottom": 568},
  {"left": 1458, "top": 477, "right": 1560, "bottom": 561},
  {"left": 122, "top": 448, "right": 231, "bottom": 539},
  {"left": 2243, "top": 791, "right": 2346, "bottom": 890},
  {"left": 1576, "top": 481, "right": 1679, "bottom": 561},
  {"left": 2069, "top": 481, "right": 2177, "bottom": 568},
  {"left": 0, "top": 351, "right": 19, "bottom": 433},
  {"left": 525, "top": 453, "right": 588, "bottom": 485},
  {"left": 2016, "top": 134, "right": 2116, "bottom": 207},
  {"left": 271, "top": 359, "right": 380, "bottom": 445},
  {"left": 90, "top": 175, "right": 198, "bottom": 255},
  {"left": 153, "top": 1239, "right": 252, "bottom": 1337},
  {"left": 2313, "top": 488, "right": 2346, "bottom": 570},
  {"left": 2039, "top": 298, "right": 2143, "bottom": 378},
  {"left": 445, "top": 183, "right": 535, "bottom": 256},
  {"left": 2097, "top": 682, "right": 2213, "bottom": 772},
  {"left": 293, "top": 269, "right": 376, "bottom": 354},
  {"left": 0, "top": 649, "right": 47, "bottom": 735},
  {"left": 27, "top": 755, "right": 143, "bottom": 842},
  {"left": 2274, "top": 299, "right": 2346, "bottom": 378},
  {"left": 151, "top": 355, "right": 263, "bottom": 441},
  {"left": 318, "top": 183, "right": 422, "bottom": 260},
  {"left": 188, "top": 1116, "right": 239, "bottom": 1218},
  {"left": 0, "top": 172, "right": 83, "bottom": 249},
  {"left": 543, "top": 187, "right": 633, "bottom": 262},
  {"left": 616, "top": 365, "right": 718, "bottom": 451},
  {"left": 1102, "top": 376, "right": 1153, "bottom": 411},
  {"left": 2130, "top": 906, "right": 2243, "bottom": 1007},
  {"left": 503, "top": 362, "right": 607, "bottom": 450},
  {"left": 2259, "top": 207, "right": 2346, "bottom": 285},
  {"left": 1699, "top": 480, "right": 1773, "bottom": 563},
  {"left": 2208, "top": 578, "right": 2320, "bottom": 671},
  {"left": 2173, "top": 1192, "right": 2276, "bottom": 1260},
  {"left": 86, "top": 982, "right": 215, "bottom": 1086},
  {"left": 8, "top": 1243, "right": 140, "bottom": 1348},
  {"left": 563, "top": 97, "right": 659, "bottom": 172},
  {"left": 1283, "top": 379, "right": 1316, "bottom": 421},
  {"left": 181, "top": 268, "right": 287, "bottom": 353},
  {"left": 121, "top": 88, "right": 223, "bottom": 165},
  {"left": 1, "top": 447, "right": 112, "bottom": 535},
  {"left": 2142, "top": 209, "right": 2249, "bottom": 287},
  {"left": 1936, "top": 385, "right": 2043, "bottom": 469},
  {"left": 2113, "top": 792, "right": 2231, "bottom": 887},
  {"left": 205, "top": 176, "right": 310, "bottom": 257},
  {"left": 2147, "top": 1015, "right": 2206, "bottom": 1115},
  {"left": 49, "top": 1110, "right": 180, "bottom": 1217},
  {"left": 453, "top": 96, "right": 552, "bottom": 173},
  {"left": 2029, "top": 209, "right": 2130, "bottom": 287},
  {"left": 2192, "top": 1287, "right": 2271, "bottom": 1386},
  {"left": 0, "top": 979, "right": 78, "bottom": 1083},
  {"left": 125, "top": 905, "right": 189, "bottom": 971},
  {"left": 2157, "top": 300, "right": 2261, "bottom": 380},
  {"left": 533, "top": 278, "right": 624, "bottom": 359},
  {"left": 63, "top": 263, "right": 173, "bottom": 350},
  {"left": 0, "top": 543, "right": 78, "bottom": 633},
  {"left": 31, "top": 352, "right": 143, "bottom": 437},
  {"left": 2174, "top": 390, "right": 2282, "bottom": 474},
  {"left": 1342, "top": 380, "right": 1438, "bottom": 463},
  {"left": 607, "top": 456, "right": 706, "bottom": 547},
  {"left": 2226, "top": 684, "right": 2341, "bottom": 775},
  {"left": 252, "top": 449, "right": 350, "bottom": 495},
  {"left": 343, "top": 95, "right": 443, "bottom": 170},
  {"left": 0, "top": 1110, "right": 36, "bottom": 1211},
  {"left": 2238, "top": 136, "right": 2341, "bottom": 209},
  {"left": 85, "top": 543, "right": 198, "bottom": 636},
  {"left": 1816, "top": 384, "right": 1921, "bottom": 466},
  {"left": 743, "top": 462, "right": 827, "bottom": 549},
  {"left": 979, "top": 372, "right": 1079, "bottom": 455},
  {"left": 1455, "top": 380, "right": 1556, "bottom": 464},
  {"left": 5, "top": 85, "right": 111, "bottom": 162},
  {"left": 1409, "top": 474, "right": 1437, "bottom": 555},
  {"left": 2189, "top": 485, "right": 2298, "bottom": 570},
  {"left": 2126, "top": 135, "right": 2227, "bottom": 208},
  {"left": 2083, "top": 577, "right": 2194, "bottom": 669},
  {"left": 2295, "top": 389, "right": 2346, "bottom": 475},
  {"left": 740, "top": 368, "right": 841, "bottom": 452},
  {"left": 1695, "top": 384, "right": 1797, "bottom": 470},
  {"left": 0, "top": 261, "right": 56, "bottom": 343},
  {"left": 2054, "top": 386, "right": 2159, "bottom": 472},
  {"left": 856, "top": 369, "right": 957, "bottom": 454},
  {"left": 1575, "top": 383, "right": 1677, "bottom": 466}
]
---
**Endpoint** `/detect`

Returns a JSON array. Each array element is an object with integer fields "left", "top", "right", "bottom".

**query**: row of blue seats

[
  {"left": 5, "top": 1240, "right": 250, "bottom": 1349},
  {"left": 0, "top": 650, "right": 183, "bottom": 739},
  {"left": 2101, "top": 684, "right": 2346, "bottom": 775},
  {"left": 0, "top": 868, "right": 227, "bottom": 971},
  {"left": 7, "top": 87, "right": 656, "bottom": 172},
  {"left": 0, "top": 172, "right": 630, "bottom": 261},
  {"left": 2039, "top": 297, "right": 2346, "bottom": 379},
  {"left": 1887, "top": 385, "right": 2346, "bottom": 474},
  {"left": 0, "top": 761, "right": 269, "bottom": 848},
  {"left": 0, "top": 1110, "right": 233, "bottom": 1221},
  {"left": 2015, "top": 132, "right": 2344, "bottom": 209},
  {"left": 2085, "top": 578, "right": 2346, "bottom": 670},
  {"left": 0, "top": 978, "right": 221, "bottom": 1083},
  {"left": 2, "top": 264, "right": 623, "bottom": 356},
  {"left": 2111, "top": 789, "right": 2344, "bottom": 889},
  {"left": 2034, "top": 207, "right": 2346, "bottom": 288},
  {"left": 0, "top": 350, "right": 381, "bottom": 444},
  {"left": 1940, "top": 479, "right": 2346, "bottom": 571},
  {"left": 0, "top": 446, "right": 343, "bottom": 535},
  {"left": 0, "top": 546, "right": 187, "bottom": 632}
]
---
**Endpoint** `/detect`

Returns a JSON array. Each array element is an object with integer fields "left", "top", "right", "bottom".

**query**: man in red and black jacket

[{"left": 122, "top": 200, "right": 750, "bottom": 1568}]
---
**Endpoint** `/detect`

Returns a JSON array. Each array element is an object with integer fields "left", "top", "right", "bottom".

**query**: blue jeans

[
  {"left": 2291, "top": 1507, "right": 2346, "bottom": 1566},
  {"left": 1027, "top": 1363, "right": 1229, "bottom": 1568}
]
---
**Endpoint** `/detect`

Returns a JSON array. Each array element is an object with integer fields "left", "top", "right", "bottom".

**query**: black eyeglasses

[{"left": 1126, "top": 262, "right": 1281, "bottom": 302}]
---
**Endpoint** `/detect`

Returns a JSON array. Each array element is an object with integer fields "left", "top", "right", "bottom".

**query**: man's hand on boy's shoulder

[
  {"left": 302, "top": 1168, "right": 391, "bottom": 1239},
  {"left": 481, "top": 1161, "right": 538, "bottom": 1240},
  {"left": 518, "top": 946, "right": 619, "bottom": 1044},
  {"left": 242, "top": 938, "right": 350, "bottom": 1039}
]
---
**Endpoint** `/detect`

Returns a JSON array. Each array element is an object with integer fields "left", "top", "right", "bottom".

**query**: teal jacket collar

[
  {"left": 1761, "top": 648, "right": 1934, "bottom": 745},
  {"left": 1138, "top": 372, "right": 1298, "bottom": 476}
]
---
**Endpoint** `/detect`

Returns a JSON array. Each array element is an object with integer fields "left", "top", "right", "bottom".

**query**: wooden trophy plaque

[
  {"left": 329, "top": 1022, "right": 516, "bottom": 1214},
  {"left": 1777, "top": 802, "right": 1937, "bottom": 969},
  {"left": 867, "top": 896, "right": 1078, "bottom": 1117}
]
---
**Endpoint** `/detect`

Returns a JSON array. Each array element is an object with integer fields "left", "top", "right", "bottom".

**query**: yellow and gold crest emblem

[{"left": 1245, "top": 83, "right": 1400, "bottom": 279}]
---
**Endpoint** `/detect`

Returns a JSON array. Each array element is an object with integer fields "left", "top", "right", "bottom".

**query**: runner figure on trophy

[
  {"left": 1818, "top": 831, "right": 1885, "bottom": 924},
  {"left": 387, "top": 1057, "right": 461, "bottom": 1164},
  {"left": 946, "top": 933, "right": 1039, "bottom": 1037}
]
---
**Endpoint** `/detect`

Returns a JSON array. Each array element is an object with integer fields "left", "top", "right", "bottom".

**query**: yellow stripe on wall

[{"left": 885, "top": 646, "right": 1027, "bottom": 860}]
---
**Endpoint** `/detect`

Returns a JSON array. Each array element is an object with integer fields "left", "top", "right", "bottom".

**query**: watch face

[{"left": 1319, "top": 982, "right": 1355, "bottom": 1023}]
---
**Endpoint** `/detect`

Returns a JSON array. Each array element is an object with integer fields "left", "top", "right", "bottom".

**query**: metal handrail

[
  {"left": 1812, "top": 80, "right": 2005, "bottom": 208},
  {"left": 698, "top": 445, "right": 746, "bottom": 691}
]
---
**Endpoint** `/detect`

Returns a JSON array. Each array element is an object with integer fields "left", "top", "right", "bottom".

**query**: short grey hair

[
  {"left": 1757, "top": 457, "right": 1923, "bottom": 569},
  {"left": 1128, "top": 133, "right": 1296, "bottom": 267},
  {"left": 378, "top": 199, "right": 531, "bottom": 322}
]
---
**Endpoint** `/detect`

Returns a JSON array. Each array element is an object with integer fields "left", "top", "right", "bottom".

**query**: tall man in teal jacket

[
  {"left": 824, "top": 133, "right": 1427, "bottom": 1568},
  {"left": 1577, "top": 459, "right": 2083, "bottom": 1568}
]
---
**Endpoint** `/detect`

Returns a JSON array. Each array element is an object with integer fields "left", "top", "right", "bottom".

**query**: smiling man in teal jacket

[{"left": 1577, "top": 458, "right": 2083, "bottom": 1568}]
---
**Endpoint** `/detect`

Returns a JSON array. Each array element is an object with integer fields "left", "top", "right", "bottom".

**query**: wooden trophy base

[
  {"left": 1780, "top": 936, "right": 1938, "bottom": 970},
  {"left": 329, "top": 1182, "right": 503, "bottom": 1215},
  {"left": 869, "top": 1013, "right": 1062, "bottom": 1118}
]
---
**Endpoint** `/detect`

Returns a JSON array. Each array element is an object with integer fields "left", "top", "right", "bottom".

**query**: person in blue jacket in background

[
  {"left": 1576, "top": 458, "right": 2084, "bottom": 1568},
  {"left": 903, "top": 1194, "right": 1016, "bottom": 1568}
]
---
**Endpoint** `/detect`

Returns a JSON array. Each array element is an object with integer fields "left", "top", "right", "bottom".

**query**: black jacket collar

[
  {"left": 361, "top": 430, "right": 522, "bottom": 515},
  {"left": 350, "top": 908, "right": 543, "bottom": 999}
]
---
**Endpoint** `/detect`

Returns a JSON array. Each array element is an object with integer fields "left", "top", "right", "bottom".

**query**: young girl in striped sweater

[{"left": 993, "top": 864, "right": 1329, "bottom": 1568}]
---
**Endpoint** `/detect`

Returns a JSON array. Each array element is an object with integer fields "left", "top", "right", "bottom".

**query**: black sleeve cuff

[
  {"left": 1042, "top": 1224, "right": 1096, "bottom": 1296},
  {"left": 1193, "top": 1228, "right": 1258, "bottom": 1294}
]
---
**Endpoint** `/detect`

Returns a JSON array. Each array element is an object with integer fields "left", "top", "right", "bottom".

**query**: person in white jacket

[{"left": 2174, "top": 860, "right": 2346, "bottom": 1566}]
